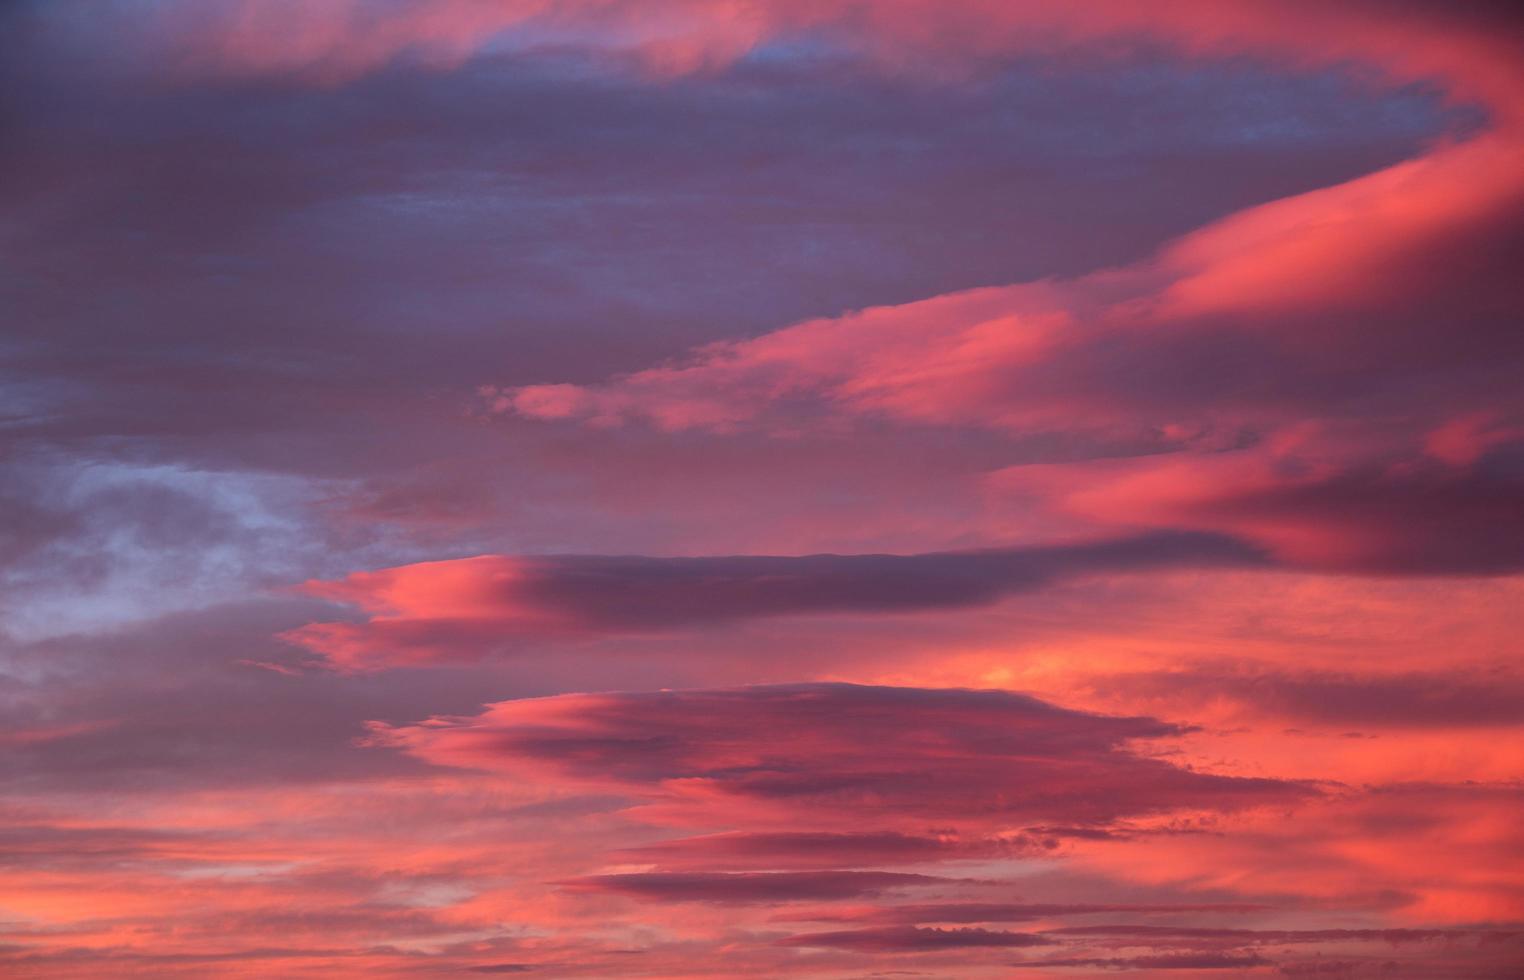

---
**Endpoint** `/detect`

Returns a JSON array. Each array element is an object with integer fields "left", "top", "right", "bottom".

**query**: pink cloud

[
  {"left": 478, "top": 2, "right": 1524, "bottom": 450},
  {"left": 557, "top": 870, "right": 959, "bottom": 904},
  {"left": 1008, "top": 435, "right": 1524, "bottom": 574},
  {"left": 7, "top": 2, "right": 1522, "bottom": 976},
  {"left": 779, "top": 925, "right": 1052, "bottom": 951},
  {"left": 283, "top": 532, "right": 1260, "bottom": 669},
  {"left": 369, "top": 683, "right": 1312, "bottom": 829}
]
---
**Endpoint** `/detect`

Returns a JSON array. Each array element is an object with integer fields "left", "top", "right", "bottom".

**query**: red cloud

[
  {"left": 778, "top": 925, "right": 1052, "bottom": 951},
  {"left": 616, "top": 831, "right": 979, "bottom": 871},
  {"left": 284, "top": 532, "right": 1259, "bottom": 669},
  {"left": 465, "top": 2, "right": 1524, "bottom": 604},
  {"left": 369, "top": 683, "right": 1312, "bottom": 829},
  {"left": 557, "top": 870, "right": 956, "bottom": 904},
  {"left": 1013, "top": 438, "right": 1524, "bottom": 575}
]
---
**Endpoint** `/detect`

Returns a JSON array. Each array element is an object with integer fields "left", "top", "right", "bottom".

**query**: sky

[{"left": 1, "top": 0, "right": 1522, "bottom": 977}]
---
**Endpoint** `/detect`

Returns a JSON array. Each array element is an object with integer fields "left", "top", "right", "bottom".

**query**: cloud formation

[
  {"left": 558, "top": 871, "right": 955, "bottom": 904},
  {"left": 371, "top": 682, "right": 1311, "bottom": 828},
  {"left": 779, "top": 925, "right": 1052, "bottom": 951},
  {"left": 4, "top": 0, "right": 1522, "bottom": 976},
  {"left": 286, "top": 532, "right": 1259, "bottom": 668}
]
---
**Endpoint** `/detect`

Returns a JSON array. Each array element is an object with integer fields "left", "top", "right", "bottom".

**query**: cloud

[
  {"left": 1045, "top": 925, "right": 1499, "bottom": 945},
  {"left": 616, "top": 831, "right": 980, "bottom": 870},
  {"left": 285, "top": 532, "right": 1260, "bottom": 669},
  {"left": 0, "top": 598, "right": 579, "bottom": 794},
  {"left": 72, "top": 1, "right": 1524, "bottom": 112},
  {"left": 491, "top": 147, "right": 1524, "bottom": 575},
  {"left": 1086, "top": 667, "right": 1524, "bottom": 729},
  {"left": 557, "top": 871, "right": 955, "bottom": 904},
  {"left": 371, "top": 682, "right": 1312, "bottom": 828},
  {"left": 1073, "top": 782, "right": 1524, "bottom": 925},
  {"left": 1026, "top": 438, "right": 1524, "bottom": 575},
  {"left": 500, "top": 135, "right": 1524, "bottom": 441},
  {"left": 3, "top": 1, "right": 1522, "bottom": 976},
  {"left": 776, "top": 902, "right": 1269, "bottom": 926},
  {"left": 779, "top": 925, "right": 1052, "bottom": 951},
  {"left": 465, "top": 0, "right": 1524, "bottom": 591},
  {"left": 1033, "top": 952, "right": 1272, "bottom": 970}
]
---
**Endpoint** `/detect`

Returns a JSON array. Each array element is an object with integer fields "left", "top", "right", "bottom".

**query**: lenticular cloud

[{"left": 370, "top": 682, "right": 1312, "bottom": 827}]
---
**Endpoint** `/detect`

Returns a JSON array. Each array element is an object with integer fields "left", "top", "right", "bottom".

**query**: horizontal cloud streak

[
  {"left": 371, "top": 682, "right": 1312, "bottom": 827},
  {"left": 1090, "top": 667, "right": 1524, "bottom": 729},
  {"left": 776, "top": 902, "right": 1270, "bottom": 925},
  {"left": 287, "top": 531, "right": 1261, "bottom": 669},
  {"left": 558, "top": 871, "right": 953, "bottom": 903},
  {"left": 779, "top": 925, "right": 1052, "bottom": 951},
  {"left": 1022, "top": 438, "right": 1524, "bottom": 575},
  {"left": 617, "top": 831, "right": 980, "bottom": 870}
]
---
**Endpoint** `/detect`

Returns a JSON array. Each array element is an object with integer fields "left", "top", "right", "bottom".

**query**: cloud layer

[
  {"left": 287, "top": 532, "right": 1260, "bottom": 668},
  {"left": 3, "top": 0, "right": 1522, "bottom": 976},
  {"left": 371, "top": 682, "right": 1311, "bottom": 827}
]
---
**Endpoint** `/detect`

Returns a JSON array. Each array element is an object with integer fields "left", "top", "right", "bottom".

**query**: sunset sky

[{"left": 3, "top": 1, "right": 1523, "bottom": 977}]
